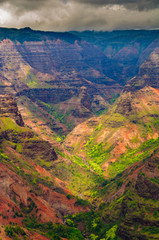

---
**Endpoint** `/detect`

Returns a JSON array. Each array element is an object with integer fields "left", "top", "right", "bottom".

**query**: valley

[{"left": 0, "top": 28, "right": 159, "bottom": 239}]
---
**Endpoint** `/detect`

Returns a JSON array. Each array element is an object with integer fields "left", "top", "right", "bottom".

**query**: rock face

[
  {"left": 16, "top": 39, "right": 108, "bottom": 81},
  {"left": 0, "top": 28, "right": 159, "bottom": 240},
  {"left": 0, "top": 95, "right": 89, "bottom": 239},
  {"left": 97, "top": 150, "right": 159, "bottom": 240},
  {"left": 78, "top": 86, "right": 92, "bottom": 110},
  {"left": 73, "top": 30, "right": 159, "bottom": 84},
  {"left": 0, "top": 28, "right": 158, "bottom": 134},
  {"left": 0, "top": 95, "right": 57, "bottom": 162},
  {"left": 0, "top": 94, "right": 24, "bottom": 126},
  {"left": 0, "top": 161, "right": 89, "bottom": 226},
  {"left": 125, "top": 48, "right": 159, "bottom": 92},
  {"left": 22, "top": 140, "right": 57, "bottom": 162},
  {"left": 19, "top": 88, "right": 74, "bottom": 104},
  {"left": 64, "top": 85, "right": 159, "bottom": 177},
  {"left": 64, "top": 46, "right": 159, "bottom": 152},
  {"left": 61, "top": 46, "right": 159, "bottom": 238},
  {"left": 135, "top": 174, "right": 159, "bottom": 200},
  {"left": 0, "top": 31, "right": 122, "bottom": 132}
]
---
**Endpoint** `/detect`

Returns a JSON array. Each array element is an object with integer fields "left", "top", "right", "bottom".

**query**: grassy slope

[
  {"left": 0, "top": 116, "right": 94, "bottom": 239},
  {"left": 1, "top": 90, "right": 159, "bottom": 239},
  {"left": 64, "top": 150, "right": 159, "bottom": 240},
  {"left": 64, "top": 86, "right": 159, "bottom": 179}
]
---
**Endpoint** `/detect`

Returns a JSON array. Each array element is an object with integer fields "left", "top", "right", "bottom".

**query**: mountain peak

[{"left": 125, "top": 48, "right": 159, "bottom": 92}]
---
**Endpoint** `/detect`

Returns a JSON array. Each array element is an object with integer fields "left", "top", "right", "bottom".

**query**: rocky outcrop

[
  {"left": 78, "top": 86, "right": 92, "bottom": 110},
  {"left": 0, "top": 95, "right": 89, "bottom": 238},
  {"left": 135, "top": 174, "right": 159, "bottom": 200},
  {"left": 18, "top": 88, "right": 75, "bottom": 104},
  {"left": 125, "top": 48, "right": 159, "bottom": 92},
  {"left": 16, "top": 39, "right": 111, "bottom": 83},
  {"left": 64, "top": 86, "right": 159, "bottom": 176},
  {"left": 22, "top": 140, "right": 57, "bottom": 162},
  {"left": 0, "top": 94, "right": 57, "bottom": 162},
  {"left": 115, "top": 92, "right": 133, "bottom": 116},
  {"left": 100, "top": 150, "right": 159, "bottom": 240},
  {"left": 0, "top": 94, "right": 24, "bottom": 126},
  {"left": 0, "top": 39, "right": 30, "bottom": 93}
]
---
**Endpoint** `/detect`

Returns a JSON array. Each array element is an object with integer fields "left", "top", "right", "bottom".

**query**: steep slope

[
  {"left": 66, "top": 149, "right": 159, "bottom": 240},
  {"left": 126, "top": 48, "right": 159, "bottom": 91},
  {"left": 73, "top": 30, "right": 159, "bottom": 84},
  {"left": 0, "top": 29, "right": 121, "bottom": 133},
  {"left": 0, "top": 94, "right": 92, "bottom": 239},
  {"left": 64, "top": 48, "right": 159, "bottom": 178},
  {"left": 0, "top": 28, "right": 159, "bottom": 136},
  {"left": 101, "top": 149, "right": 159, "bottom": 240},
  {"left": 0, "top": 29, "right": 159, "bottom": 240},
  {"left": 58, "top": 48, "right": 159, "bottom": 240},
  {"left": 64, "top": 86, "right": 159, "bottom": 177}
]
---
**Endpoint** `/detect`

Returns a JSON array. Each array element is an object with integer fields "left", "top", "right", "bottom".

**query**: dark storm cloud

[
  {"left": 0, "top": 0, "right": 48, "bottom": 12},
  {"left": 0, "top": 0, "right": 158, "bottom": 31},
  {"left": 72, "top": 0, "right": 159, "bottom": 10},
  {"left": 1, "top": 0, "right": 159, "bottom": 11}
]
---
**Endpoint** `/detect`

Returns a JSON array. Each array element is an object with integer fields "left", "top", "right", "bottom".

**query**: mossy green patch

[
  {"left": 0, "top": 117, "right": 25, "bottom": 133},
  {"left": 24, "top": 217, "right": 85, "bottom": 240},
  {"left": 108, "top": 138, "right": 159, "bottom": 178}
]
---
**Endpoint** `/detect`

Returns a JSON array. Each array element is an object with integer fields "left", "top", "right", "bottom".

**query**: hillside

[
  {"left": 0, "top": 94, "right": 93, "bottom": 239},
  {"left": 72, "top": 30, "right": 159, "bottom": 84},
  {"left": 58, "top": 46, "right": 159, "bottom": 240},
  {"left": 66, "top": 149, "right": 159, "bottom": 240},
  {"left": 0, "top": 27, "right": 121, "bottom": 134},
  {"left": 1, "top": 90, "right": 159, "bottom": 239},
  {"left": 64, "top": 48, "right": 159, "bottom": 179},
  {"left": 0, "top": 28, "right": 159, "bottom": 240},
  {"left": 0, "top": 28, "right": 158, "bottom": 136}
]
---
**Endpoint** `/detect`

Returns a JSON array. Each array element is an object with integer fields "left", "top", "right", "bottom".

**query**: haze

[{"left": 0, "top": 0, "right": 158, "bottom": 31}]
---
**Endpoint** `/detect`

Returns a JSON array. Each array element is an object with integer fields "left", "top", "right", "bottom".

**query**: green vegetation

[
  {"left": 23, "top": 217, "right": 85, "bottom": 240},
  {"left": 1, "top": 75, "right": 159, "bottom": 240},
  {"left": 39, "top": 101, "right": 74, "bottom": 131},
  {"left": 65, "top": 211, "right": 116, "bottom": 240},
  {"left": 105, "top": 225, "right": 118, "bottom": 240},
  {"left": 20, "top": 198, "right": 38, "bottom": 214},
  {"left": 70, "top": 155, "right": 90, "bottom": 170},
  {"left": 22, "top": 69, "right": 53, "bottom": 89},
  {"left": 0, "top": 117, "right": 26, "bottom": 133},
  {"left": 74, "top": 198, "right": 91, "bottom": 208},
  {"left": 83, "top": 136, "right": 115, "bottom": 175},
  {"left": 53, "top": 160, "right": 105, "bottom": 199},
  {"left": 95, "top": 123, "right": 103, "bottom": 131},
  {"left": 93, "top": 108, "right": 108, "bottom": 116},
  {"left": 25, "top": 69, "right": 39, "bottom": 88},
  {"left": 5, "top": 224, "right": 26, "bottom": 240},
  {"left": 108, "top": 138, "right": 159, "bottom": 178}
]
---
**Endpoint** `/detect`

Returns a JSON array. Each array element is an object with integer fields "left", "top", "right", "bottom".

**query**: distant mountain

[
  {"left": 73, "top": 30, "right": 159, "bottom": 84},
  {"left": 0, "top": 28, "right": 158, "bottom": 135}
]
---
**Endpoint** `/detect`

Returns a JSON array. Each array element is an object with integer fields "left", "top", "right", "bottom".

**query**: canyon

[{"left": 0, "top": 28, "right": 159, "bottom": 239}]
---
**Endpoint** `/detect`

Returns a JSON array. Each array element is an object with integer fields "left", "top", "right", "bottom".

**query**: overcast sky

[{"left": 0, "top": 0, "right": 159, "bottom": 31}]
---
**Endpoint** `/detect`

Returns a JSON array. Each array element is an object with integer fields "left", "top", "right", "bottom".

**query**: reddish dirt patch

[
  {"left": 31, "top": 161, "right": 52, "bottom": 178},
  {"left": 25, "top": 229, "right": 50, "bottom": 240},
  {"left": 54, "top": 176, "right": 71, "bottom": 194},
  {"left": 39, "top": 184, "right": 90, "bottom": 216}
]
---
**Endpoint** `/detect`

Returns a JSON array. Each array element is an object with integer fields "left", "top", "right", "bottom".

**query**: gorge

[{"left": 0, "top": 28, "right": 159, "bottom": 240}]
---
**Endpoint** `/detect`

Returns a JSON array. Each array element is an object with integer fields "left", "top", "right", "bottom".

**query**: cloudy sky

[{"left": 0, "top": 0, "right": 159, "bottom": 31}]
